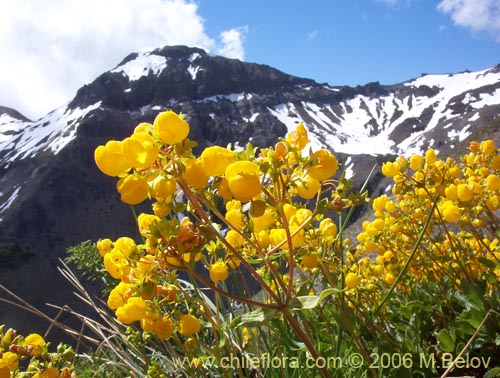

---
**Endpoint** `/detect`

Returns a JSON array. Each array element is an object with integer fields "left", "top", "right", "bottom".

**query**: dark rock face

[{"left": 0, "top": 45, "right": 499, "bottom": 335}]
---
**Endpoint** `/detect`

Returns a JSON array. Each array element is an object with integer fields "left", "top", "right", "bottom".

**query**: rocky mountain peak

[{"left": 69, "top": 45, "right": 314, "bottom": 116}]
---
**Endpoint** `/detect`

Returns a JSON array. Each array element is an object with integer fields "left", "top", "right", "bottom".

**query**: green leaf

[
  {"left": 229, "top": 307, "right": 277, "bottom": 328},
  {"left": 478, "top": 257, "right": 496, "bottom": 269},
  {"left": 460, "top": 279, "right": 485, "bottom": 310},
  {"left": 287, "top": 288, "right": 341, "bottom": 311},
  {"left": 249, "top": 200, "right": 267, "bottom": 217},
  {"left": 437, "top": 329, "right": 455, "bottom": 352},
  {"left": 484, "top": 366, "right": 500, "bottom": 378}
]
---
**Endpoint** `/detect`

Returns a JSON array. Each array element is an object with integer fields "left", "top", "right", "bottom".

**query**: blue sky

[
  {"left": 198, "top": 0, "right": 500, "bottom": 86},
  {"left": 0, "top": 0, "right": 499, "bottom": 119}
]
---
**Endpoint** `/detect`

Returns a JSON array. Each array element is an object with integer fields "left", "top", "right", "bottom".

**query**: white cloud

[
  {"left": 437, "top": 0, "right": 500, "bottom": 42},
  {"left": 216, "top": 27, "right": 248, "bottom": 60},
  {"left": 374, "top": 0, "right": 412, "bottom": 8},
  {"left": 0, "top": 0, "right": 246, "bottom": 119},
  {"left": 307, "top": 30, "right": 318, "bottom": 42}
]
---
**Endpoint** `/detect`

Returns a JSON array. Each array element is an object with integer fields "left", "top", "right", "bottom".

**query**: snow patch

[
  {"left": 448, "top": 125, "right": 471, "bottom": 142},
  {"left": 187, "top": 65, "right": 201, "bottom": 80},
  {"left": 112, "top": 53, "right": 167, "bottom": 81},
  {"left": 0, "top": 186, "right": 21, "bottom": 215},
  {"left": 470, "top": 88, "right": 500, "bottom": 109},
  {"left": 0, "top": 102, "right": 102, "bottom": 164}
]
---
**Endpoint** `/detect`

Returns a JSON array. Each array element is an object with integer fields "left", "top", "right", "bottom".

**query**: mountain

[{"left": 1, "top": 45, "right": 499, "bottom": 334}]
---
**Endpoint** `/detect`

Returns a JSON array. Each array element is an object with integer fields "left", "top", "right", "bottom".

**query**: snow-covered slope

[
  {"left": 0, "top": 102, "right": 101, "bottom": 166},
  {"left": 268, "top": 67, "right": 500, "bottom": 156}
]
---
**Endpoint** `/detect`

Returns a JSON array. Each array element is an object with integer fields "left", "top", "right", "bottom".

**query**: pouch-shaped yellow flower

[
  {"left": 183, "top": 158, "right": 209, "bottom": 189},
  {"left": 209, "top": 260, "right": 229, "bottom": 282},
  {"left": 178, "top": 314, "right": 201, "bottom": 335},
  {"left": 308, "top": 149, "right": 338, "bottom": 181},
  {"left": 116, "top": 297, "right": 147, "bottom": 324},
  {"left": 200, "top": 146, "right": 235, "bottom": 176},
  {"left": 296, "top": 175, "right": 320, "bottom": 199},
  {"left": 122, "top": 132, "right": 158, "bottom": 169},
  {"left": 225, "top": 161, "right": 262, "bottom": 202},
  {"left": 116, "top": 174, "right": 149, "bottom": 204},
  {"left": 94, "top": 140, "right": 131, "bottom": 176},
  {"left": 153, "top": 110, "right": 189, "bottom": 145}
]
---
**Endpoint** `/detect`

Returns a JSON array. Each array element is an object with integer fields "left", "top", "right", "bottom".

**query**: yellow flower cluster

[
  {"left": 0, "top": 326, "right": 75, "bottom": 377},
  {"left": 95, "top": 111, "right": 345, "bottom": 340},
  {"left": 354, "top": 140, "right": 500, "bottom": 295},
  {"left": 94, "top": 109, "right": 500, "bottom": 372}
]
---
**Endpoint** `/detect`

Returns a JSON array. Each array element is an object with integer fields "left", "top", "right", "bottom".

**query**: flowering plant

[
  {"left": 0, "top": 326, "right": 75, "bottom": 378},
  {"left": 91, "top": 110, "right": 500, "bottom": 377}
]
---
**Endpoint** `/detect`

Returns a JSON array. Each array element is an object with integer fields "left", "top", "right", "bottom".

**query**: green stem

[{"left": 282, "top": 309, "right": 332, "bottom": 378}]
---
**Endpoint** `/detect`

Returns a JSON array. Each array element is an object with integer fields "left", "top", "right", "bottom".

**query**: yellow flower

[
  {"left": 153, "top": 317, "right": 175, "bottom": 340},
  {"left": 381, "top": 161, "right": 398, "bottom": 177},
  {"left": 183, "top": 158, "right": 209, "bottom": 189},
  {"left": 151, "top": 175, "right": 177, "bottom": 200},
  {"left": 134, "top": 122, "right": 153, "bottom": 133},
  {"left": 24, "top": 333, "right": 45, "bottom": 356},
  {"left": 96, "top": 238, "right": 112, "bottom": 257},
  {"left": 104, "top": 248, "right": 130, "bottom": 279},
  {"left": 122, "top": 132, "right": 158, "bottom": 169},
  {"left": 107, "top": 281, "right": 132, "bottom": 310},
  {"left": 270, "top": 228, "right": 303, "bottom": 249},
  {"left": 345, "top": 272, "right": 360, "bottom": 289},
  {"left": 94, "top": 140, "right": 131, "bottom": 176},
  {"left": 384, "top": 272, "right": 396, "bottom": 285},
  {"left": 200, "top": 146, "right": 235, "bottom": 176},
  {"left": 225, "top": 161, "right": 262, "bottom": 202},
  {"left": 114, "top": 237, "right": 137, "bottom": 257},
  {"left": 491, "top": 155, "right": 500, "bottom": 170},
  {"left": 153, "top": 110, "right": 189, "bottom": 145},
  {"left": 425, "top": 148, "right": 437, "bottom": 164},
  {"left": 0, "top": 352, "right": 18, "bottom": 371},
  {"left": 275, "top": 141, "right": 288, "bottom": 160},
  {"left": 209, "top": 260, "right": 229, "bottom": 282},
  {"left": 225, "top": 206, "right": 245, "bottom": 230},
  {"left": 137, "top": 213, "right": 160, "bottom": 236},
  {"left": 319, "top": 218, "right": 337, "bottom": 244},
  {"left": 225, "top": 229, "right": 244, "bottom": 247},
  {"left": 35, "top": 368, "right": 60, "bottom": 378},
  {"left": 178, "top": 314, "right": 201, "bottom": 335},
  {"left": 116, "top": 174, "right": 149, "bottom": 204},
  {"left": 409, "top": 154, "right": 423, "bottom": 171},
  {"left": 480, "top": 140, "right": 495, "bottom": 155},
  {"left": 286, "top": 123, "right": 309, "bottom": 151},
  {"left": 252, "top": 207, "right": 275, "bottom": 233},
  {"left": 255, "top": 230, "right": 271, "bottom": 248},
  {"left": 296, "top": 175, "right": 320, "bottom": 199},
  {"left": 445, "top": 184, "right": 458, "bottom": 201},
  {"left": 441, "top": 201, "right": 462, "bottom": 223},
  {"left": 116, "top": 297, "right": 147, "bottom": 324},
  {"left": 486, "top": 174, "right": 500, "bottom": 191},
  {"left": 217, "top": 177, "right": 233, "bottom": 200},
  {"left": 308, "top": 149, "right": 338, "bottom": 181},
  {"left": 301, "top": 253, "right": 319, "bottom": 269},
  {"left": 457, "top": 183, "right": 474, "bottom": 201},
  {"left": 372, "top": 196, "right": 388, "bottom": 212},
  {"left": 152, "top": 201, "right": 171, "bottom": 217}
]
